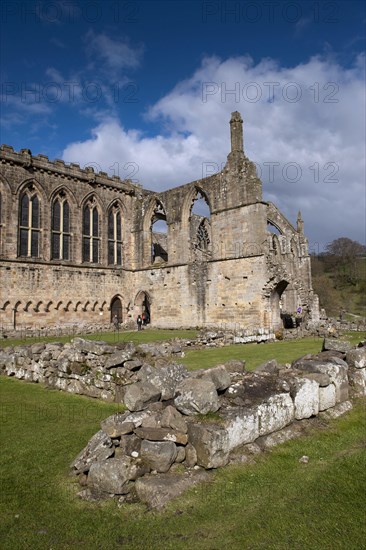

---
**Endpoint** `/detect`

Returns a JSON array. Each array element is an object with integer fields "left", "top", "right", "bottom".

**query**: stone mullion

[
  {"left": 59, "top": 201, "right": 64, "bottom": 260},
  {"left": 89, "top": 207, "right": 93, "bottom": 263},
  {"left": 113, "top": 211, "right": 117, "bottom": 265},
  {"left": 27, "top": 197, "right": 32, "bottom": 257}
]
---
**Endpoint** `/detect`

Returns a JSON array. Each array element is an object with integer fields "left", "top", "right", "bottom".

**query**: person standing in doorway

[{"left": 137, "top": 315, "right": 142, "bottom": 331}]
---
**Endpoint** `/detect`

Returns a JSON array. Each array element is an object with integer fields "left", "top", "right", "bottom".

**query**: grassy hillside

[{"left": 311, "top": 256, "right": 366, "bottom": 318}]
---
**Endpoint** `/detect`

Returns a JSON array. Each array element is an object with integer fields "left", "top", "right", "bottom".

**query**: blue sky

[{"left": 1, "top": 0, "right": 365, "bottom": 249}]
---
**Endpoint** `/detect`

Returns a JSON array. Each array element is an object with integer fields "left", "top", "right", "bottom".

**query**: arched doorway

[
  {"left": 134, "top": 291, "right": 151, "bottom": 324},
  {"left": 110, "top": 296, "right": 123, "bottom": 324},
  {"left": 270, "top": 280, "right": 289, "bottom": 331}
]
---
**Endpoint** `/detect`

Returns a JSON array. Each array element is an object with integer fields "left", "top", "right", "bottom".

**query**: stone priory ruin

[{"left": 0, "top": 112, "right": 319, "bottom": 333}]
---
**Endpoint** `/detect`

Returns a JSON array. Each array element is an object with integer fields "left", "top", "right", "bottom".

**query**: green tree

[
  {"left": 325, "top": 237, "right": 366, "bottom": 258},
  {"left": 325, "top": 237, "right": 366, "bottom": 286},
  {"left": 312, "top": 274, "right": 342, "bottom": 316}
]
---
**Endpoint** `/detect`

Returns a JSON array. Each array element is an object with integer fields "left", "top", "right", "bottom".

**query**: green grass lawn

[
  {"left": 1, "top": 376, "right": 365, "bottom": 549},
  {"left": 182, "top": 332, "right": 366, "bottom": 371}
]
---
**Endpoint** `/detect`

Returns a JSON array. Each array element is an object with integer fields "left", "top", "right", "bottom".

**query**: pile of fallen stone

[
  {"left": 0, "top": 338, "right": 186, "bottom": 401},
  {"left": 197, "top": 327, "right": 275, "bottom": 346},
  {"left": 0, "top": 322, "right": 115, "bottom": 340},
  {"left": 69, "top": 337, "right": 366, "bottom": 508},
  {"left": 316, "top": 318, "right": 366, "bottom": 336}
]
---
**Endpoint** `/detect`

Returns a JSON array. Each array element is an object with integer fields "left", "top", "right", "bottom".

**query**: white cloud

[
  {"left": 62, "top": 53, "right": 366, "bottom": 248},
  {"left": 84, "top": 30, "right": 143, "bottom": 72},
  {"left": 294, "top": 16, "right": 312, "bottom": 37},
  {"left": 1, "top": 30, "right": 143, "bottom": 135},
  {"left": 45, "top": 67, "right": 65, "bottom": 83},
  {"left": 0, "top": 90, "right": 53, "bottom": 133},
  {"left": 49, "top": 37, "right": 66, "bottom": 49}
]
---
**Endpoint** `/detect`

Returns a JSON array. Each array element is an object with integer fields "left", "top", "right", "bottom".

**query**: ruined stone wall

[
  {"left": 1, "top": 336, "right": 365, "bottom": 507},
  {"left": 1, "top": 336, "right": 365, "bottom": 409},
  {"left": 0, "top": 261, "right": 128, "bottom": 328},
  {"left": 0, "top": 145, "right": 139, "bottom": 265},
  {"left": 124, "top": 254, "right": 269, "bottom": 329},
  {"left": 0, "top": 145, "right": 142, "bottom": 329},
  {"left": 0, "top": 112, "right": 319, "bottom": 332}
]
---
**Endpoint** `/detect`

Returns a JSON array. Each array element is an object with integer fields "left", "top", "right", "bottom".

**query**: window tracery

[
  {"left": 19, "top": 184, "right": 40, "bottom": 258},
  {"left": 108, "top": 203, "right": 123, "bottom": 265},
  {"left": 51, "top": 191, "right": 71, "bottom": 260},
  {"left": 82, "top": 197, "right": 100, "bottom": 263}
]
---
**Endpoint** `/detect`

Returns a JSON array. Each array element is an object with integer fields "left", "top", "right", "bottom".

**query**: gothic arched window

[
  {"left": 82, "top": 198, "right": 100, "bottom": 263},
  {"left": 150, "top": 201, "right": 168, "bottom": 263},
  {"left": 108, "top": 205, "right": 123, "bottom": 265},
  {"left": 190, "top": 189, "right": 212, "bottom": 259},
  {"left": 51, "top": 192, "right": 71, "bottom": 260},
  {"left": 19, "top": 185, "right": 41, "bottom": 257}
]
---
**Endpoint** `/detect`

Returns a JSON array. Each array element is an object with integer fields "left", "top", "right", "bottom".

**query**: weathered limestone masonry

[
  {"left": 1, "top": 336, "right": 365, "bottom": 508},
  {"left": 0, "top": 112, "right": 319, "bottom": 332}
]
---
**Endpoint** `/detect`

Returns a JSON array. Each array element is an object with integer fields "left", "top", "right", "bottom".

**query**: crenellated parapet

[{"left": 0, "top": 144, "right": 143, "bottom": 196}]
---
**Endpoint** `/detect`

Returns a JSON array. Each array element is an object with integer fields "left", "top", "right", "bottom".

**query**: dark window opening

[
  {"left": 51, "top": 196, "right": 71, "bottom": 260},
  {"left": 108, "top": 206, "right": 123, "bottom": 266},
  {"left": 82, "top": 200, "right": 100, "bottom": 263},
  {"left": 151, "top": 202, "right": 168, "bottom": 264},
  {"left": 19, "top": 188, "right": 41, "bottom": 258}
]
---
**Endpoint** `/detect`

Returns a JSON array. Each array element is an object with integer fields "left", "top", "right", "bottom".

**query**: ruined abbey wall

[{"left": 0, "top": 113, "right": 319, "bottom": 333}]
